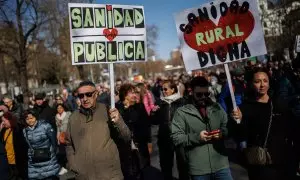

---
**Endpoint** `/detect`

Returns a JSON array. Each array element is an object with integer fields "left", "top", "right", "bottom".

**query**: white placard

[
  {"left": 68, "top": 3, "right": 147, "bottom": 65},
  {"left": 175, "top": 0, "right": 267, "bottom": 71}
]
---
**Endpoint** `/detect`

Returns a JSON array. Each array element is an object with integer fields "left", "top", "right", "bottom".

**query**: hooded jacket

[
  {"left": 171, "top": 103, "right": 229, "bottom": 175},
  {"left": 66, "top": 103, "right": 131, "bottom": 180}
]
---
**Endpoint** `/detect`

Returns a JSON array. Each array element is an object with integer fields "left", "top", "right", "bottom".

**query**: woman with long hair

[
  {"left": 136, "top": 83, "right": 159, "bottom": 116},
  {"left": 232, "top": 68, "right": 298, "bottom": 180},
  {"left": 1, "top": 112, "right": 28, "bottom": 180}
]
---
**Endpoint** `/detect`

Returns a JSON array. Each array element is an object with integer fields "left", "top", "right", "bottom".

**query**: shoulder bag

[
  {"left": 26, "top": 130, "right": 51, "bottom": 163},
  {"left": 244, "top": 102, "right": 273, "bottom": 165}
]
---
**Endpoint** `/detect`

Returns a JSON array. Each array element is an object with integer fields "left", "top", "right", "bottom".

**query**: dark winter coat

[
  {"left": 9, "top": 102, "right": 23, "bottom": 124},
  {"left": 151, "top": 83, "right": 162, "bottom": 101},
  {"left": 153, "top": 94, "right": 186, "bottom": 142},
  {"left": 23, "top": 120, "right": 60, "bottom": 179},
  {"left": 33, "top": 102, "right": 56, "bottom": 130},
  {"left": 237, "top": 99, "right": 298, "bottom": 165},
  {"left": 117, "top": 103, "right": 151, "bottom": 145},
  {"left": 1, "top": 126, "right": 28, "bottom": 179},
  {"left": 116, "top": 102, "right": 152, "bottom": 178},
  {"left": 0, "top": 132, "right": 9, "bottom": 180},
  {"left": 64, "top": 95, "right": 77, "bottom": 112}
]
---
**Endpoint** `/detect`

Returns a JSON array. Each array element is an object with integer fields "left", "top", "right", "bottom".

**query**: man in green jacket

[{"left": 171, "top": 76, "right": 233, "bottom": 180}]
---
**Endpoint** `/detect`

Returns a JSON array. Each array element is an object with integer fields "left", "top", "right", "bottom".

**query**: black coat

[
  {"left": 153, "top": 97, "right": 186, "bottom": 141},
  {"left": 117, "top": 102, "right": 151, "bottom": 144},
  {"left": 238, "top": 98, "right": 298, "bottom": 165},
  {"left": 33, "top": 102, "right": 56, "bottom": 130},
  {"left": 0, "top": 133, "right": 8, "bottom": 180},
  {"left": 9, "top": 102, "right": 23, "bottom": 125},
  {"left": 116, "top": 102, "right": 151, "bottom": 178},
  {"left": 1, "top": 127, "right": 28, "bottom": 179}
]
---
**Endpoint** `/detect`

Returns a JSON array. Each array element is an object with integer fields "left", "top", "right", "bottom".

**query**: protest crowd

[
  {"left": 1, "top": 0, "right": 300, "bottom": 179},
  {"left": 1, "top": 55, "right": 300, "bottom": 180}
]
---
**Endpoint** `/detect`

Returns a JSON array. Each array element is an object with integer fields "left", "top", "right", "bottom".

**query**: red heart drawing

[
  {"left": 103, "top": 28, "right": 118, "bottom": 41},
  {"left": 106, "top": 5, "right": 112, "bottom": 11},
  {"left": 183, "top": 10, "right": 255, "bottom": 54}
]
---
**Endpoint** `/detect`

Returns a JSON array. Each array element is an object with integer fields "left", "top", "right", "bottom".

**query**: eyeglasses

[
  {"left": 78, "top": 91, "right": 96, "bottom": 99},
  {"left": 195, "top": 92, "right": 210, "bottom": 98}
]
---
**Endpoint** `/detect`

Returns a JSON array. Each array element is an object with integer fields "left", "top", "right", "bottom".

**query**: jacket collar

[{"left": 161, "top": 93, "right": 181, "bottom": 104}]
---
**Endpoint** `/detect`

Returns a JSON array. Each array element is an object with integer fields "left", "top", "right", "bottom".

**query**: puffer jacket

[{"left": 23, "top": 120, "right": 60, "bottom": 179}]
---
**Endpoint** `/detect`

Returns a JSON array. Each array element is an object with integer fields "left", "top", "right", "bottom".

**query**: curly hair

[{"left": 119, "top": 84, "right": 136, "bottom": 102}]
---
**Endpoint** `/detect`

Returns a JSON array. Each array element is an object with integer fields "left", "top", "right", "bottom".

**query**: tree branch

[
  {"left": 0, "top": 6, "right": 10, "bottom": 23},
  {"left": 24, "top": 23, "right": 37, "bottom": 42},
  {"left": 24, "top": 0, "right": 38, "bottom": 42}
]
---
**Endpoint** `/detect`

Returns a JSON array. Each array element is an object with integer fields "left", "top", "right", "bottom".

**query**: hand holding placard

[{"left": 224, "top": 63, "right": 241, "bottom": 124}]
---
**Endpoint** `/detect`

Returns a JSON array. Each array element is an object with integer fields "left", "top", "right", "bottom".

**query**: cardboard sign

[
  {"left": 68, "top": 3, "right": 147, "bottom": 65},
  {"left": 175, "top": 0, "right": 267, "bottom": 71},
  {"left": 296, "top": 35, "right": 300, "bottom": 53}
]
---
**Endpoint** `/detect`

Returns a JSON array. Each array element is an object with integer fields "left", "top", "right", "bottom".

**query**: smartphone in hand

[{"left": 207, "top": 129, "right": 220, "bottom": 136}]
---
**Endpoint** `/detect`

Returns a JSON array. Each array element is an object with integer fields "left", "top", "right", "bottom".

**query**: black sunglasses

[
  {"left": 195, "top": 92, "right": 210, "bottom": 98},
  {"left": 162, "top": 88, "right": 169, "bottom": 92},
  {"left": 78, "top": 91, "right": 96, "bottom": 99}
]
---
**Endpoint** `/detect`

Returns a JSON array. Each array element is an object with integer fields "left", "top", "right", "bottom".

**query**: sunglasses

[
  {"left": 162, "top": 88, "right": 169, "bottom": 92},
  {"left": 195, "top": 92, "right": 210, "bottom": 98},
  {"left": 78, "top": 91, "right": 96, "bottom": 99}
]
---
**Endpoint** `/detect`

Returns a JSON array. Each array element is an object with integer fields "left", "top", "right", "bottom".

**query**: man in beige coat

[{"left": 66, "top": 81, "right": 131, "bottom": 180}]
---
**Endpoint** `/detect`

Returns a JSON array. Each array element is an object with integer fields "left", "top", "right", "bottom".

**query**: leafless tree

[{"left": 0, "top": 0, "right": 55, "bottom": 100}]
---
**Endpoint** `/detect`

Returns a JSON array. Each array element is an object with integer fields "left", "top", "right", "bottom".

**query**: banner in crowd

[
  {"left": 174, "top": 0, "right": 267, "bottom": 71},
  {"left": 68, "top": 3, "right": 146, "bottom": 65},
  {"left": 296, "top": 35, "right": 300, "bottom": 53}
]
